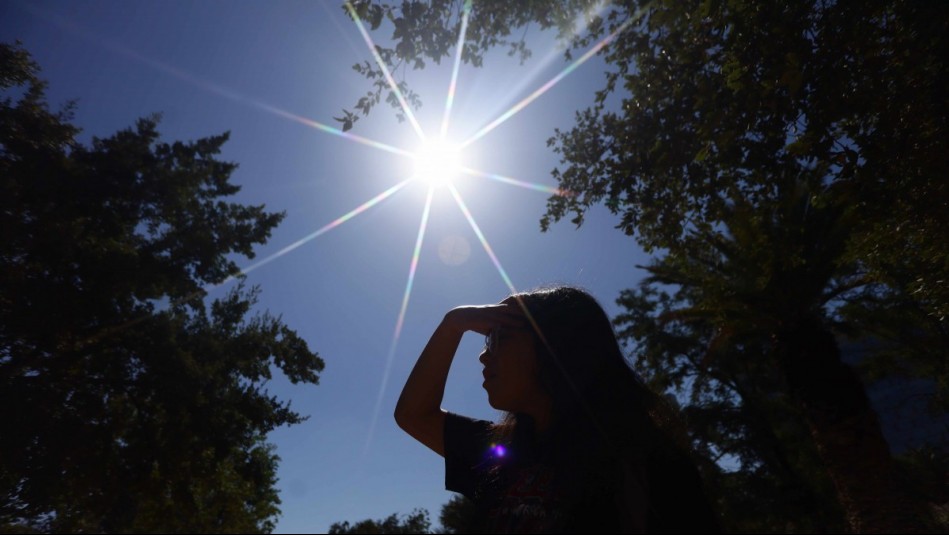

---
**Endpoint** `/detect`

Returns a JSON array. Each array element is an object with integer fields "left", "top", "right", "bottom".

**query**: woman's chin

[{"left": 485, "top": 392, "right": 511, "bottom": 411}]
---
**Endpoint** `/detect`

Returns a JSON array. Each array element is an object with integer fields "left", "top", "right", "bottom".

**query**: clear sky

[{"left": 2, "top": 1, "right": 651, "bottom": 531}]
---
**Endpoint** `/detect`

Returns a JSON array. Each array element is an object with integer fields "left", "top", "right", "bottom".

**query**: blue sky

[{"left": 2, "top": 1, "right": 651, "bottom": 531}]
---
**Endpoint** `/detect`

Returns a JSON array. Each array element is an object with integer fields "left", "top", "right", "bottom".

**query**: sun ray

[
  {"left": 459, "top": 11, "right": 642, "bottom": 149},
  {"left": 447, "top": 184, "right": 518, "bottom": 295},
  {"left": 256, "top": 102, "right": 413, "bottom": 157},
  {"left": 216, "top": 179, "right": 410, "bottom": 288},
  {"left": 364, "top": 187, "right": 435, "bottom": 454},
  {"left": 390, "top": 187, "right": 435, "bottom": 366},
  {"left": 22, "top": 3, "right": 412, "bottom": 159},
  {"left": 73, "top": 178, "right": 412, "bottom": 352},
  {"left": 460, "top": 166, "right": 570, "bottom": 196},
  {"left": 345, "top": 1, "right": 427, "bottom": 141},
  {"left": 440, "top": 0, "right": 472, "bottom": 137}
]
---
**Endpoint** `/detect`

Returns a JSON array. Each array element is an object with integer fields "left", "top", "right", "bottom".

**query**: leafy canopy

[{"left": 0, "top": 42, "right": 324, "bottom": 533}]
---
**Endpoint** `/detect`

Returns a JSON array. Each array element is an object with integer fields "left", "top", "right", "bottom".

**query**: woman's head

[
  {"left": 478, "top": 286, "right": 617, "bottom": 417},
  {"left": 512, "top": 287, "right": 644, "bottom": 421},
  {"left": 483, "top": 286, "right": 680, "bottom": 513},
  {"left": 485, "top": 286, "right": 657, "bottom": 445}
]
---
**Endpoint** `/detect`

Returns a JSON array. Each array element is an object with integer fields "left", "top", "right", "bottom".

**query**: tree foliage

[
  {"left": 437, "top": 495, "right": 478, "bottom": 534},
  {"left": 614, "top": 183, "right": 885, "bottom": 532},
  {"left": 328, "top": 509, "right": 431, "bottom": 534},
  {"left": 342, "top": 0, "right": 948, "bottom": 531},
  {"left": 327, "top": 496, "right": 477, "bottom": 535},
  {"left": 0, "top": 42, "right": 324, "bottom": 532},
  {"left": 615, "top": 277, "right": 847, "bottom": 531},
  {"left": 338, "top": 0, "right": 594, "bottom": 130}
]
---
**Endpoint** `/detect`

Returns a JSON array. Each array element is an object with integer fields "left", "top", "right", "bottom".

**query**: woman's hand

[{"left": 441, "top": 301, "right": 527, "bottom": 338}]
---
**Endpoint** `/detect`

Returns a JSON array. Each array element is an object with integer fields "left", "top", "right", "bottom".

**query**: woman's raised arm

[{"left": 394, "top": 304, "right": 522, "bottom": 456}]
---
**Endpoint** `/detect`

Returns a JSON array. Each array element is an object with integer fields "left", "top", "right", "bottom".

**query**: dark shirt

[{"left": 443, "top": 412, "right": 720, "bottom": 533}]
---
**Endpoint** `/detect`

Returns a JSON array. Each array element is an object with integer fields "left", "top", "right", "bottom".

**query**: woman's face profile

[{"left": 478, "top": 298, "right": 548, "bottom": 412}]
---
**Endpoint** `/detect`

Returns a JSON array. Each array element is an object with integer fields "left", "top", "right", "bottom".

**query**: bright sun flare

[
  {"left": 212, "top": 1, "right": 626, "bottom": 453},
  {"left": 413, "top": 138, "right": 462, "bottom": 186}
]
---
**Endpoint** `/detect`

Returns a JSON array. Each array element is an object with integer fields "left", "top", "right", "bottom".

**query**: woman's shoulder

[
  {"left": 444, "top": 412, "right": 495, "bottom": 442},
  {"left": 443, "top": 412, "right": 500, "bottom": 463}
]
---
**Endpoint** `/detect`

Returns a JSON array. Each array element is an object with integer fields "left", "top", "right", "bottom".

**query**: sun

[
  {"left": 413, "top": 138, "right": 462, "bottom": 187},
  {"left": 213, "top": 0, "right": 614, "bottom": 455}
]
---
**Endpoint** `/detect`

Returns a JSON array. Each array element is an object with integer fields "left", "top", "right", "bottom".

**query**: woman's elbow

[
  {"left": 393, "top": 403, "right": 416, "bottom": 432},
  {"left": 393, "top": 404, "right": 437, "bottom": 437},
  {"left": 393, "top": 402, "right": 407, "bottom": 428}
]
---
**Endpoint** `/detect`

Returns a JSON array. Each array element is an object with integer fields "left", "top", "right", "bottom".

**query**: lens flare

[
  {"left": 258, "top": 102, "right": 413, "bottom": 157},
  {"left": 393, "top": 187, "right": 435, "bottom": 350},
  {"left": 447, "top": 184, "right": 518, "bottom": 295},
  {"left": 345, "top": 1, "right": 426, "bottom": 141},
  {"left": 460, "top": 166, "right": 570, "bottom": 196},
  {"left": 440, "top": 0, "right": 472, "bottom": 137},
  {"left": 218, "top": 180, "right": 410, "bottom": 287},
  {"left": 23, "top": 2, "right": 413, "bottom": 159},
  {"left": 364, "top": 187, "right": 435, "bottom": 454},
  {"left": 460, "top": 11, "right": 641, "bottom": 149}
]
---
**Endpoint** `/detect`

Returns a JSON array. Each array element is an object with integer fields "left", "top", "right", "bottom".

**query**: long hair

[{"left": 490, "top": 285, "right": 686, "bottom": 527}]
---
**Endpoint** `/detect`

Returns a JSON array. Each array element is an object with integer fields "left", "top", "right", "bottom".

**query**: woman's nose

[{"left": 478, "top": 348, "right": 489, "bottom": 365}]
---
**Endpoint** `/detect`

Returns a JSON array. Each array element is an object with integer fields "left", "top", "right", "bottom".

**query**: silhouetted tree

[
  {"left": 327, "top": 498, "right": 478, "bottom": 535},
  {"left": 328, "top": 509, "right": 431, "bottom": 534},
  {"left": 437, "top": 495, "right": 478, "bottom": 534},
  {"left": 0, "top": 42, "right": 324, "bottom": 533},
  {"left": 342, "top": 1, "right": 948, "bottom": 531},
  {"left": 615, "top": 183, "right": 883, "bottom": 532}
]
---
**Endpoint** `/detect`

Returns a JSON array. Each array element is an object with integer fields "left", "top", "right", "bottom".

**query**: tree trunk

[{"left": 776, "top": 319, "right": 925, "bottom": 533}]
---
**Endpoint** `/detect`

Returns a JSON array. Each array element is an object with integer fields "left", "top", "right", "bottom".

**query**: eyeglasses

[{"left": 484, "top": 327, "right": 501, "bottom": 353}]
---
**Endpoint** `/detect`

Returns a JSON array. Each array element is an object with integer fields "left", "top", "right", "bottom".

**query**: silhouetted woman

[{"left": 395, "top": 286, "right": 719, "bottom": 533}]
